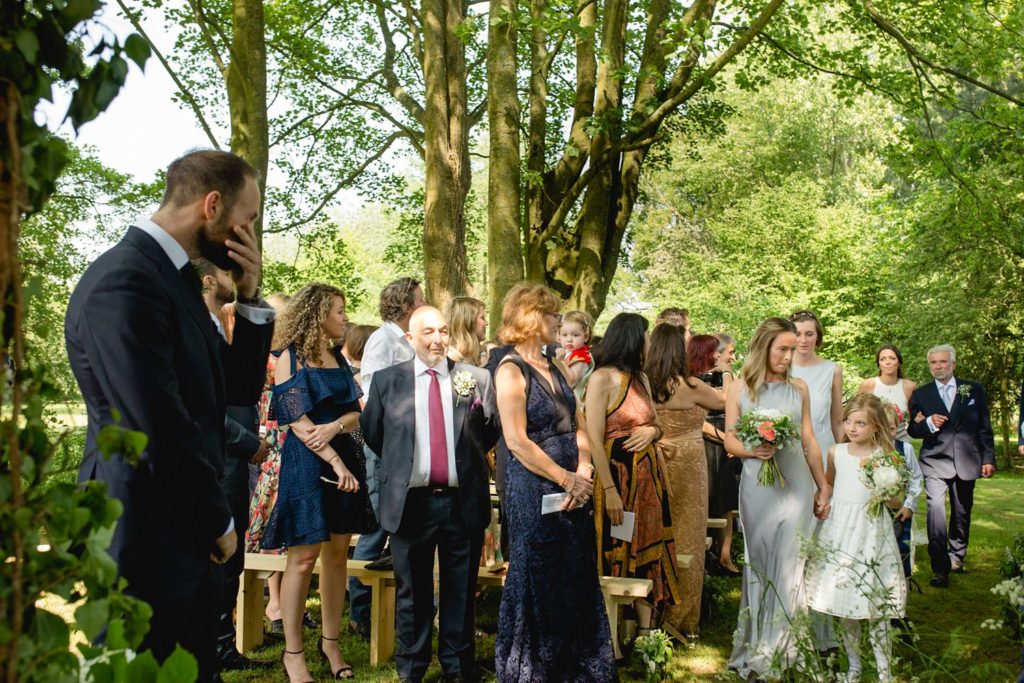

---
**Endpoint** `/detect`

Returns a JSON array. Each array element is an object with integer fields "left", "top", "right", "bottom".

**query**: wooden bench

[
  {"left": 237, "top": 554, "right": 399, "bottom": 665},
  {"left": 707, "top": 517, "right": 728, "bottom": 529},
  {"left": 238, "top": 554, "right": 652, "bottom": 665}
]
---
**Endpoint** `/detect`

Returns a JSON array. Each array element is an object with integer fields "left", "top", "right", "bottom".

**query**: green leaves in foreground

[{"left": 0, "top": 364, "right": 195, "bottom": 682}]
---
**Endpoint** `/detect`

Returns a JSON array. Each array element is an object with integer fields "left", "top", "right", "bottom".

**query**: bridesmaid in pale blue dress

[
  {"left": 788, "top": 310, "right": 843, "bottom": 651},
  {"left": 724, "top": 317, "right": 832, "bottom": 681},
  {"left": 788, "top": 310, "right": 844, "bottom": 467}
]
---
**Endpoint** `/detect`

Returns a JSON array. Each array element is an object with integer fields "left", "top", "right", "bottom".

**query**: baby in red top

[{"left": 558, "top": 310, "right": 595, "bottom": 391}]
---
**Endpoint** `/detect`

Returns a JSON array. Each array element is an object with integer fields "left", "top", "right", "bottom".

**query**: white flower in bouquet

[
  {"left": 872, "top": 465, "right": 901, "bottom": 490},
  {"left": 857, "top": 449, "right": 911, "bottom": 518}
]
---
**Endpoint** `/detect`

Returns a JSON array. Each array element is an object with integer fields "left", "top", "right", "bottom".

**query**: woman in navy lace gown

[
  {"left": 261, "top": 283, "right": 376, "bottom": 682},
  {"left": 493, "top": 283, "right": 615, "bottom": 682}
]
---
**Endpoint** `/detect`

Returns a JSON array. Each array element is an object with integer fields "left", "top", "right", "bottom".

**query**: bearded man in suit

[{"left": 65, "top": 150, "right": 274, "bottom": 680}]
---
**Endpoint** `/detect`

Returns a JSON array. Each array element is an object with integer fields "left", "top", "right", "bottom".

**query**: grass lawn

[{"left": 225, "top": 470, "right": 1024, "bottom": 682}]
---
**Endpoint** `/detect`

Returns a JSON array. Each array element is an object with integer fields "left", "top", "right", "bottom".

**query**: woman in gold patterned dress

[{"left": 645, "top": 323, "right": 725, "bottom": 635}]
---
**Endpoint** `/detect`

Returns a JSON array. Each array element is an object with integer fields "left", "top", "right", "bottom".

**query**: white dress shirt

[
  {"left": 926, "top": 378, "right": 957, "bottom": 433},
  {"left": 361, "top": 321, "right": 414, "bottom": 393},
  {"left": 136, "top": 218, "right": 275, "bottom": 326},
  {"left": 410, "top": 357, "right": 458, "bottom": 488},
  {"left": 898, "top": 440, "right": 923, "bottom": 511}
]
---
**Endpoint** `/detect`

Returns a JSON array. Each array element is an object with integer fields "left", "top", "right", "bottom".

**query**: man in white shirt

[
  {"left": 348, "top": 277, "right": 425, "bottom": 638},
  {"left": 908, "top": 344, "right": 995, "bottom": 588},
  {"left": 360, "top": 307, "right": 497, "bottom": 683}
]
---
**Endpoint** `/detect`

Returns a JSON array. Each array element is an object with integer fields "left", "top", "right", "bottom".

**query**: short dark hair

[
  {"left": 594, "top": 313, "right": 649, "bottom": 375},
  {"left": 379, "top": 277, "right": 421, "bottom": 322},
  {"left": 656, "top": 307, "right": 689, "bottom": 325},
  {"left": 161, "top": 149, "right": 260, "bottom": 209},
  {"left": 191, "top": 257, "right": 220, "bottom": 279}
]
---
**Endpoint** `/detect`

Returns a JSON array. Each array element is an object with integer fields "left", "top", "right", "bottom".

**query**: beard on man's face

[{"left": 197, "top": 213, "right": 241, "bottom": 275}]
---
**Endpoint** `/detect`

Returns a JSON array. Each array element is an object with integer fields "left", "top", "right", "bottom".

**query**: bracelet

[
  {"left": 337, "top": 419, "right": 345, "bottom": 434},
  {"left": 560, "top": 470, "right": 575, "bottom": 492},
  {"left": 329, "top": 455, "right": 341, "bottom": 464}
]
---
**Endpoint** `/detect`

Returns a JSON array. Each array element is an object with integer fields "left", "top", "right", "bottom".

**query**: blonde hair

[
  {"left": 266, "top": 292, "right": 292, "bottom": 313},
  {"left": 560, "top": 310, "right": 593, "bottom": 342},
  {"left": 841, "top": 394, "right": 893, "bottom": 453},
  {"left": 272, "top": 283, "right": 346, "bottom": 366},
  {"left": 741, "top": 317, "right": 797, "bottom": 403},
  {"left": 446, "top": 296, "right": 485, "bottom": 366},
  {"left": 499, "top": 283, "right": 561, "bottom": 344}
]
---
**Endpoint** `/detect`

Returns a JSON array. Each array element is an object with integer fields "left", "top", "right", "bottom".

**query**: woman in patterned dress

[{"left": 587, "top": 313, "right": 682, "bottom": 634}]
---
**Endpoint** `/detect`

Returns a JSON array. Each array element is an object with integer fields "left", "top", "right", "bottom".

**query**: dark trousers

[
  {"left": 924, "top": 474, "right": 975, "bottom": 577},
  {"left": 350, "top": 449, "right": 388, "bottom": 625},
  {"left": 217, "top": 462, "right": 251, "bottom": 661},
  {"left": 131, "top": 563, "right": 223, "bottom": 682},
  {"left": 391, "top": 489, "right": 483, "bottom": 679}
]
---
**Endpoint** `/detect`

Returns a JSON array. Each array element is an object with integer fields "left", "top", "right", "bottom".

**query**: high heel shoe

[
  {"left": 281, "top": 648, "right": 314, "bottom": 683},
  {"left": 319, "top": 635, "right": 355, "bottom": 679}
]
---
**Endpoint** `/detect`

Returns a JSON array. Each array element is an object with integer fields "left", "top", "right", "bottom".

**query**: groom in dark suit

[
  {"left": 65, "top": 150, "right": 274, "bottom": 681},
  {"left": 908, "top": 344, "right": 995, "bottom": 588},
  {"left": 360, "top": 306, "right": 498, "bottom": 683}
]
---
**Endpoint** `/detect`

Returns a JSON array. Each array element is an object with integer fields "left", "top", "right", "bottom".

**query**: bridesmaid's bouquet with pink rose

[{"left": 736, "top": 409, "right": 799, "bottom": 487}]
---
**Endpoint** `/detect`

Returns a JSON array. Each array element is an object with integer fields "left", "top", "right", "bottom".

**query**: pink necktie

[{"left": 426, "top": 369, "right": 449, "bottom": 486}]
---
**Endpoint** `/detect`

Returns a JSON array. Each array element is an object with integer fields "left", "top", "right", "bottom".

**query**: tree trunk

[
  {"left": 421, "top": 0, "right": 470, "bottom": 311},
  {"left": 227, "top": 0, "right": 269, "bottom": 244},
  {"left": 485, "top": 0, "right": 522, "bottom": 331}
]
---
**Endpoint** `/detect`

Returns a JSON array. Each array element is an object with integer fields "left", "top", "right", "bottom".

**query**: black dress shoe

[
  {"left": 950, "top": 558, "right": 964, "bottom": 573},
  {"left": 347, "top": 619, "right": 370, "bottom": 641},
  {"left": 218, "top": 649, "right": 275, "bottom": 671},
  {"left": 365, "top": 554, "right": 394, "bottom": 571},
  {"left": 442, "top": 672, "right": 479, "bottom": 683},
  {"left": 929, "top": 574, "right": 949, "bottom": 588}
]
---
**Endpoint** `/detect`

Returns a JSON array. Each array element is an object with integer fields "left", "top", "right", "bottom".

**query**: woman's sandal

[
  {"left": 281, "top": 649, "right": 314, "bottom": 683},
  {"left": 319, "top": 635, "right": 356, "bottom": 679}
]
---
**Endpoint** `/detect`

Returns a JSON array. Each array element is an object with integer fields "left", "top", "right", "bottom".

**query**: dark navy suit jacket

[{"left": 907, "top": 377, "right": 994, "bottom": 481}]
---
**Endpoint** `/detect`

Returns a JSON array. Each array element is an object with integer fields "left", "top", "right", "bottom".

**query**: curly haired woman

[{"left": 260, "top": 283, "right": 376, "bottom": 682}]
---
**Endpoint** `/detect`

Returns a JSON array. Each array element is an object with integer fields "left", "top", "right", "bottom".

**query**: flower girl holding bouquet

[{"left": 806, "top": 393, "right": 908, "bottom": 683}]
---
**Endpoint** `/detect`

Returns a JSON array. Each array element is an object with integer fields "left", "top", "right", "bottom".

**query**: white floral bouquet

[
  {"left": 857, "top": 449, "right": 911, "bottom": 518},
  {"left": 735, "top": 408, "right": 799, "bottom": 487}
]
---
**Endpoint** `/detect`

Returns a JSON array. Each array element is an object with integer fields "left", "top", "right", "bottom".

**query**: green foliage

[
  {"left": 1, "top": 0, "right": 148, "bottom": 214},
  {"left": 20, "top": 144, "right": 160, "bottom": 396},
  {"left": 629, "top": 63, "right": 1024, "bottom": 453},
  {"left": 1, "top": 367, "right": 195, "bottom": 682},
  {"left": 631, "top": 629, "right": 674, "bottom": 683},
  {"left": 263, "top": 221, "right": 365, "bottom": 308}
]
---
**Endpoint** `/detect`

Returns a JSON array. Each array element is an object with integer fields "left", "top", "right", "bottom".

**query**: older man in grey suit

[
  {"left": 908, "top": 344, "right": 995, "bottom": 588},
  {"left": 360, "top": 306, "right": 498, "bottom": 683}
]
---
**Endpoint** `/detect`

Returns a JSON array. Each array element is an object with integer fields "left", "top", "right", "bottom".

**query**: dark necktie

[
  {"left": 426, "top": 368, "right": 449, "bottom": 486},
  {"left": 180, "top": 262, "right": 202, "bottom": 299}
]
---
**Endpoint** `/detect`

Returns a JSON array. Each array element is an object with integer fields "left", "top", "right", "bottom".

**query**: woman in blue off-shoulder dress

[{"left": 261, "top": 283, "right": 375, "bottom": 682}]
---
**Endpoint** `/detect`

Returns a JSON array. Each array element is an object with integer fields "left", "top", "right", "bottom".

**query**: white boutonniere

[
  {"left": 958, "top": 384, "right": 971, "bottom": 403},
  {"left": 452, "top": 371, "right": 476, "bottom": 405}
]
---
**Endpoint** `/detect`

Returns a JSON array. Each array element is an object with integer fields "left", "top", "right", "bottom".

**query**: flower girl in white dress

[{"left": 806, "top": 394, "right": 907, "bottom": 683}]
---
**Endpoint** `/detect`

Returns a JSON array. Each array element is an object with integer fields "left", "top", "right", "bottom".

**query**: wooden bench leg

[
  {"left": 380, "top": 581, "right": 396, "bottom": 664},
  {"left": 367, "top": 576, "right": 387, "bottom": 666},
  {"left": 236, "top": 568, "right": 265, "bottom": 653},
  {"left": 603, "top": 594, "right": 622, "bottom": 660}
]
